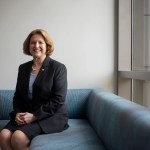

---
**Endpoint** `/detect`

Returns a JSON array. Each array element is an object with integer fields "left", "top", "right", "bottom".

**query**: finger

[{"left": 19, "top": 113, "right": 27, "bottom": 116}]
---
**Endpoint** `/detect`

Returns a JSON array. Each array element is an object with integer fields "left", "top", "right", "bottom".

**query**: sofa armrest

[{"left": 87, "top": 89, "right": 150, "bottom": 150}]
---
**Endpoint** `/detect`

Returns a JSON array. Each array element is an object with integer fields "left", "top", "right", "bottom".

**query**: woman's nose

[{"left": 35, "top": 42, "right": 39, "bottom": 47}]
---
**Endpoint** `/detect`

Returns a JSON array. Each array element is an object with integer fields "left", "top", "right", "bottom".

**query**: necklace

[{"left": 32, "top": 65, "right": 39, "bottom": 71}]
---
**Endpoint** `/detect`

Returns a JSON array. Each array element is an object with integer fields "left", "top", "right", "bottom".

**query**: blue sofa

[{"left": 0, "top": 89, "right": 150, "bottom": 150}]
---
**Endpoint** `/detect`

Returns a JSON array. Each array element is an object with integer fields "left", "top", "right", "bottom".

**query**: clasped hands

[{"left": 15, "top": 112, "right": 37, "bottom": 126}]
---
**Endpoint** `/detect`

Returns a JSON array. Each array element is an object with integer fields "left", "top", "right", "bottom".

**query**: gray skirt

[{"left": 4, "top": 120, "right": 44, "bottom": 140}]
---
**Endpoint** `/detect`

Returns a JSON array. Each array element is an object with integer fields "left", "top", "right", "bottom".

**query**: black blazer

[{"left": 11, "top": 56, "right": 68, "bottom": 133}]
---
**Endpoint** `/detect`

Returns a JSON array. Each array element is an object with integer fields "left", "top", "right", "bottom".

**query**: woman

[{"left": 0, "top": 29, "right": 68, "bottom": 150}]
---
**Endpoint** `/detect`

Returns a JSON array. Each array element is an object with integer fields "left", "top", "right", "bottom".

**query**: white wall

[{"left": 0, "top": 0, "right": 117, "bottom": 92}]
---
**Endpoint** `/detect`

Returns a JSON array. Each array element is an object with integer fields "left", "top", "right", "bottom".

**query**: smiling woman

[
  {"left": 0, "top": 29, "right": 69, "bottom": 150},
  {"left": 23, "top": 29, "right": 55, "bottom": 74}
]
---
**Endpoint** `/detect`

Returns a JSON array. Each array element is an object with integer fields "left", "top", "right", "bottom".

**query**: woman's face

[{"left": 29, "top": 34, "right": 47, "bottom": 59}]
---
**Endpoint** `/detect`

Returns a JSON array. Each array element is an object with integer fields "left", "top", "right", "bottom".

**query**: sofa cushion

[
  {"left": 65, "top": 89, "right": 91, "bottom": 119},
  {"left": 30, "top": 119, "right": 106, "bottom": 150},
  {"left": 0, "top": 90, "right": 14, "bottom": 120},
  {"left": 0, "top": 89, "right": 92, "bottom": 120}
]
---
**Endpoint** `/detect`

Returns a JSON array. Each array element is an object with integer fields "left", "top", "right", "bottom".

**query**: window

[{"left": 118, "top": 0, "right": 150, "bottom": 108}]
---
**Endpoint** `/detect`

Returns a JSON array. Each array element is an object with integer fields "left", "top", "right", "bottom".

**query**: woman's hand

[
  {"left": 15, "top": 112, "right": 37, "bottom": 125},
  {"left": 15, "top": 112, "right": 26, "bottom": 125},
  {"left": 22, "top": 112, "right": 37, "bottom": 124}
]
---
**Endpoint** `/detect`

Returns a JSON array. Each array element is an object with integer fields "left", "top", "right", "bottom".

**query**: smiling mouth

[{"left": 33, "top": 49, "right": 41, "bottom": 52}]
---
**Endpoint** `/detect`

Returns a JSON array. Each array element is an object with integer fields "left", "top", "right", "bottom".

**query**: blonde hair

[{"left": 23, "top": 29, "right": 54, "bottom": 56}]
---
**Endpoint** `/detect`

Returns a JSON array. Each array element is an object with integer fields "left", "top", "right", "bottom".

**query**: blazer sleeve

[
  {"left": 9, "top": 65, "right": 25, "bottom": 118},
  {"left": 14, "top": 66, "right": 24, "bottom": 111},
  {"left": 33, "top": 64, "right": 67, "bottom": 120}
]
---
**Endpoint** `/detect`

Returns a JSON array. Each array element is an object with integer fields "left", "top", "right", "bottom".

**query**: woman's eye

[
  {"left": 39, "top": 41, "right": 44, "bottom": 44},
  {"left": 30, "top": 41, "right": 35, "bottom": 44},
  {"left": 30, "top": 41, "right": 45, "bottom": 45}
]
